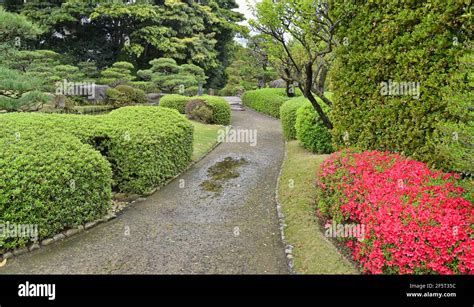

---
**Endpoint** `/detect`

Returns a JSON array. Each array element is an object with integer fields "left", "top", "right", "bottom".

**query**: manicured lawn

[
  {"left": 191, "top": 121, "right": 224, "bottom": 161},
  {"left": 278, "top": 141, "right": 358, "bottom": 274}
]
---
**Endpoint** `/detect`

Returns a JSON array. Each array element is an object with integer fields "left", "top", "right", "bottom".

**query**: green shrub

[
  {"left": 0, "top": 107, "right": 193, "bottom": 195},
  {"left": 160, "top": 94, "right": 190, "bottom": 113},
  {"left": 105, "top": 88, "right": 122, "bottom": 106},
  {"left": 330, "top": 0, "right": 473, "bottom": 173},
  {"left": 129, "top": 81, "right": 159, "bottom": 93},
  {"left": 160, "top": 94, "right": 231, "bottom": 125},
  {"left": 186, "top": 99, "right": 213, "bottom": 124},
  {"left": 242, "top": 88, "right": 300, "bottom": 118},
  {"left": 103, "top": 107, "right": 193, "bottom": 193},
  {"left": 106, "top": 85, "right": 147, "bottom": 106},
  {"left": 116, "top": 85, "right": 147, "bottom": 104},
  {"left": 295, "top": 102, "right": 333, "bottom": 154},
  {"left": 218, "top": 85, "right": 245, "bottom": 96},
  {"left": 0, "top": 126, "right": 112, "bottom": 250},
  {"left": 198, "top": 95, "right": 231, "bottom": 126},
  {"left": 280, "top": 96, "right": 308, "bottom": 140}
]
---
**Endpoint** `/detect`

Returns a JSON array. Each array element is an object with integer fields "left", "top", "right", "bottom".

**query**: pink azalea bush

[{"left": 317, "top": 149, "right": 473, "bottom": 274}]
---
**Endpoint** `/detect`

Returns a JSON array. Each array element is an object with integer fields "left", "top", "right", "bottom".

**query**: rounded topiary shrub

[
  {"left": 198, "top": 95, "right": 231, "bottom": 126},
  {"left": 185, "top": 99, "right": 213, "bottom": 124},
  {"left": 295, "top": 103, "right": 333, "bottom": 154},
  {"left": 0, "top": 107, "right": 194, "bottom": 250},
  {"left": 106, "top": 85, "right": 147, "bottom": 106},
  {"left": 115, "top": 85, "right": 147, "bottom": 104},
  {"left": 160, "top": 94, "right": 231, "bottom": 125},
  {"left": 160, "top": 94, "right": 190, "bottom": 113},
  {"left": 0, "top": 129, "right": 112, "bottom": 251},
  {"left": 280, "top": 96, "right": 308, "bottom": 140}
]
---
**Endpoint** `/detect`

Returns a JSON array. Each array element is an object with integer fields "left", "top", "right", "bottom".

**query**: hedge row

[
  {"left": 0, "top": 107, "right": 193, "bottom": 249},
  {"left": 295, "top": 102, "right": 333, "bottom": 154},
  {"left": 280, "top": 95, "right": 333, "bottom": 154},
  {"left": 160, "top": 94, "right": 231, "bottom": 125},
  {"left": 242, "top": 88, "right": 300, "bottom": 118},
  {"left": 330, "top": 0, "right": 473, "bottom": 174},
  {"left": 280, "top": 96, "right": 310, "bottom": 140},
  {"left": 317, "top": 150, "right": 473, "bottom": 274}
]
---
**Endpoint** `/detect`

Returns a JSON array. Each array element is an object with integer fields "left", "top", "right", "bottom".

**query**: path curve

[{"left": 1, "top": 98, "right": 288, "bottom": 274}]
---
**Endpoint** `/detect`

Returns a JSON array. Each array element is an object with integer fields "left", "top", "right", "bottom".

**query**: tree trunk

[
  {"left": 284, "top": 68, "right": 295, "bottom": 97},
  {"left": 303, "top": 63, "right": 333, "bottom": 129},
  {"left": 286, "top": 81, "right": 295, "bottom": 97}
]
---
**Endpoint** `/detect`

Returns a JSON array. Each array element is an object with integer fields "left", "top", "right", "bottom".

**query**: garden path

[{"left": 1, "top": 99, "right": 289, "bottom": 274}]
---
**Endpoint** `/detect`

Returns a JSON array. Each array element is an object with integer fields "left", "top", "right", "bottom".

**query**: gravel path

[{"left": 0, "top": 100, "right": 289, "bottom": 274}]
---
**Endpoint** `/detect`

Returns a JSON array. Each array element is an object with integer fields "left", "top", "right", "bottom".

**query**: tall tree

[
  {"left": 18, "top": 0, "right": 244, "bottom": 88},
  {"left": 250, "top": 0, "right": 347, "bottom": 129}
]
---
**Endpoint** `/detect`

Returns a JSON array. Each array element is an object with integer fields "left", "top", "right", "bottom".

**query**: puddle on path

[{"left": 200, "top": 157, "right": 248, "bottom": 194}]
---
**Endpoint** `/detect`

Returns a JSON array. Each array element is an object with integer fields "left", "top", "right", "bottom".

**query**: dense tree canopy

[
  {"left": 5, "top": 0, "right": 244, "bottom": 88},
  {"left": 250, "top": 0, "right": 347, "bottom": 129}
]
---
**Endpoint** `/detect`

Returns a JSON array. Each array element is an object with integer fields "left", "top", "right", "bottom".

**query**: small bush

[
  {"left": 218, "top": 85, "right": 245, "bottom": 96},
  {"left": 0, "top": 127, "right": 112, "bottom": 251},
  {"left": 242, "top": 88, "right": 300, "bottom": 118},
  {"left": 129, "top": 81, "right": 159, "bottom": 93},
  {"left": 280, "top": 96, "right": 308, "bottom": 140},
  {"left": 317, "top": 150, "right": 473, "bottom": 274},
  {"left": 160, "top": 94, "right": 231, "bottom": 125},
  {"left": 160, "top": 94, "right": 190, "bottom": 113},
  {"left": 0, "top": 107, "right": 193, "bottom": 195},
  {"left": 106, "top": 85, "right": 147, "bottom": 106},
  {"left": 295, "top": 102, "right": 333, "bottom": 154},
  {"left": 185, "top": 99, "right": 212, "bottom": 124},
  {"left": 198, "top": 95, "right": 231, "bottom": 126}
]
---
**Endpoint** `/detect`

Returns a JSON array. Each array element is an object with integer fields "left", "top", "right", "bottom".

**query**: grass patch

[
  {"left": 278, "top": 140, "right": 358, "bottom": 274},
  {"left": 191, "top": 120, "right": 224, "bottom": 161}
]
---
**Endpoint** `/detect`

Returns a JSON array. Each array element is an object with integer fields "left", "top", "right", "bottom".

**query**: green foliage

[
  {"left": 0, "top": 66, "right": 50, "bottom": 111},
  {"left": 0, "top": 121, "right": 112, "bottom": 250},
  {"left": 221, "top": 43, "right": 277, "bottom": 93},
  {"left": 242, "top": 88, "right": 300, "bottom": 118},
  {"left": 160, "top": 94, "right": 190, "bottom": 114},
  {"left": 99, "top": 61, "right": 135, "bottom": 86},
  {"left": 199, "top": 95, "right": 231, "bottom": 126},
  {"left": 77, "top": 61, "right": 100, "bottom": 81},
  {"left": 330, "top": 0, "right": 473, "bottom": 173},
  {"left": 129, "top": 81, "right": 158, "bottom": 93},
  {"left": 295, "top": 102, "right": 333, "bottom": 154},
  {"left": 0, "top": 106, "right": 194, "bottom": 195},
  {"left": 105, "top": 85, "right": 147, "bottom": 106},
  {"left": 1, "top": 48, "right": 84, "bottom": 93},
  {"left": 218, "top": 85, "right": 245, "bottom": 96},
  {"left": 18, "top": 1, "right": 244, "bottom": 87},
  {"left": 144, "top": 57, "right": 207, "bottom": 94},
  {"left": 0, "top": 7, "right": 42, "bottom": 43},
  {"left": 280, "top": 96, "right": 308, "bottom": 140},
  {"left": 185, "top": 99, "right": 213, "bottom": 124},
  {"left": 160, "top": 94, "right": 231, "bottom": 125}
]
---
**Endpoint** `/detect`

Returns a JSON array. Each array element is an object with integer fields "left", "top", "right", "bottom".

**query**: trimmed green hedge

[
  {"left": 0, "top": 128, "right": 112, "bottom": 251},
  {"left": 160, "top": 94, "right": 231, "bottom": 125},
  {"left": 280, "top": 96, "right": 308, "bottom": 140},
  {"left": 1, "top": 107, "right": 193, "bottom": 194},
  {"left": 295, "top": 102, "right": 333, "bottom": 154},
  {"left": 198, "top": 95, "right": 231, "bottom": 126},
  {"left": 330, "top": 0, "right": 472, "bottom": 173},
  {"left": 242, "top": 88, "right": 300, "bottom": 118},
  {"left": 160, "top": 94, "right": 190, "bottom": 113},
  {"left": 0, "top": 106, "right": 193, "bottom": 249}
]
